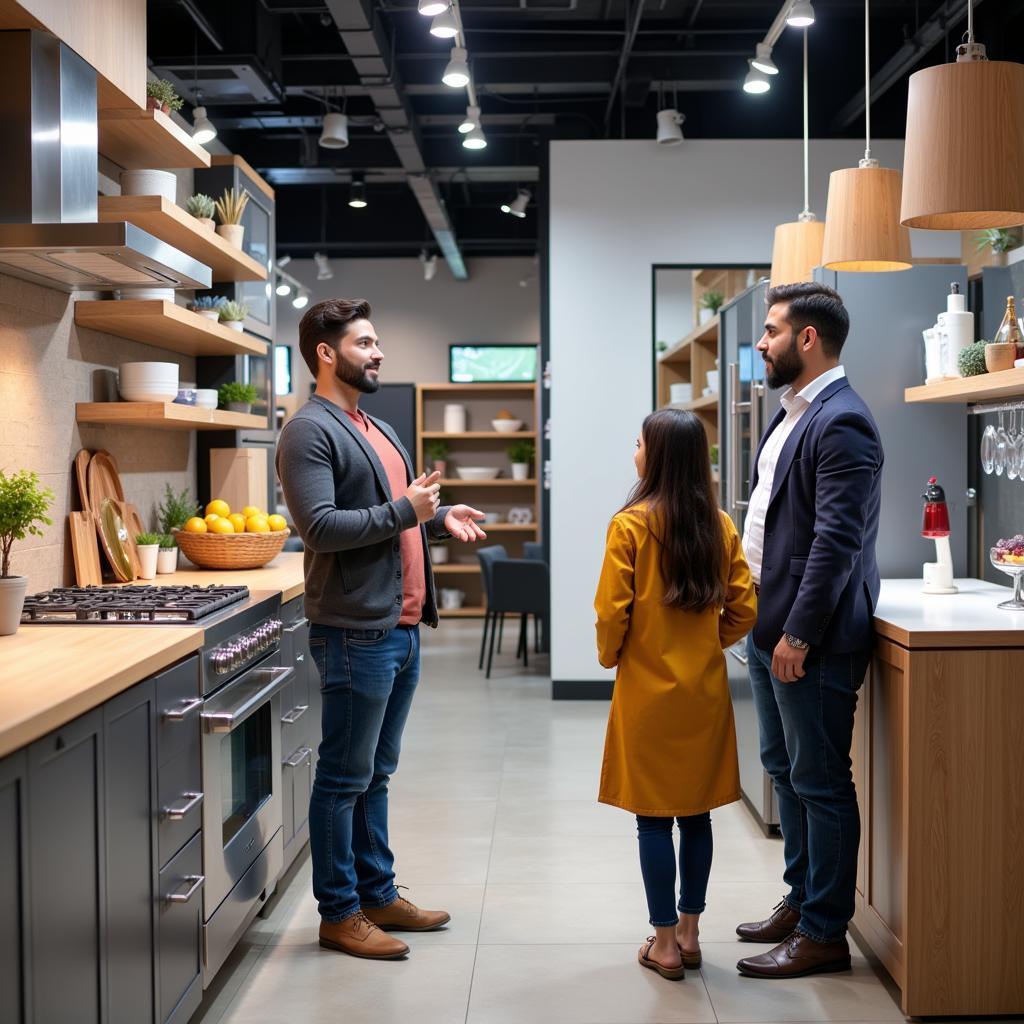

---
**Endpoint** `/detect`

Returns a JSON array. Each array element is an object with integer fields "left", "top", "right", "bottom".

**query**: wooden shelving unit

[
  {"left": 98, "top": 108, "right": 211, "bottom": 170},
  {"left": 98, "top": 196, "right": 267, "bottom": 282},
  {"left": 75, "top": 301, "right": 268, "bottom": 358},
  {"left": 418, "top": 381, "right": 541, "bottom": 617},
  {"left": 76, "top": 403, "right": 267, "bottom": 431},
  {"left": 905, "top": 368, "right": 1024, "bottom": 404}
]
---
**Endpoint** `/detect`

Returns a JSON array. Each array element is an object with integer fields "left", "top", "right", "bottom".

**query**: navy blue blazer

[{"left": 749, "top": 376, "right": 883, "bottom": 655}]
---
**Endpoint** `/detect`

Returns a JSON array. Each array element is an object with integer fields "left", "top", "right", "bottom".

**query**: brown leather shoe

[
  {"left": 319, "top": 912, "right": 410, "bottom": 960},
  {"left": 361, "top": 896, "right": 450, "bottom": 932},
  {"left": 735, "top": 900, "right": 801, "bottom": 943},
  {"left": 736, "top": 931, "right": 851, "bottom": 979}
]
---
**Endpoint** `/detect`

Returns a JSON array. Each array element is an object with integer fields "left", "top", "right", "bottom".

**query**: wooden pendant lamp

[
  {"left": 821, "top": 0, "right": 911, "bottom": 271},
  {"left": 770, "top": 30, "right": 824, "bottom": 287},
  {"left": 900, "top": 2, "right": 1024, "bottom": 230}
]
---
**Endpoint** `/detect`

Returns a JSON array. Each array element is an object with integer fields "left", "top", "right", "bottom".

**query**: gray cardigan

[{"left": 276, "top": 394, "right": 450, "bottom": 629}]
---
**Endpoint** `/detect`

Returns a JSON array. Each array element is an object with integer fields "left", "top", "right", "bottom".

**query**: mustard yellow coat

[{"left": 595, "top": 507, "right": 757, "bottom": 817}]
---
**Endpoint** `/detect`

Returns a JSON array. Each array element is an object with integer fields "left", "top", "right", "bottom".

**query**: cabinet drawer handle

[
  {"left": 161, "top": 697, "right": 203, "bottom": 721},
  {"left": 728, "top": 647, "right": 749, "bottom": 666},
  {"left": 163, "top": 791, "right": 204, "bottom": 820},
  {"left": 166, "top": 874, "right": 205, "bottom": 905},
  {"left": 283, "top": 746, "right": 313, "bottom": 768},
  {"left": 281, "top": 704, "right": 309, "bottom": 725}
]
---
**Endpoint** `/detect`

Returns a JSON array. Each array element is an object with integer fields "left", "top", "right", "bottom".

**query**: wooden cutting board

[
  {"left": 69, "top": 512, "right": 102, "bottom": 586},
  {"left": 94, "top": 498, "right": 135, "bottom": 583},
  {"left": 87, "top": 449, "right": 126, "bottom": 512},
  {"left": 73, "top": 449, "right": 92, "bottom": 512}
]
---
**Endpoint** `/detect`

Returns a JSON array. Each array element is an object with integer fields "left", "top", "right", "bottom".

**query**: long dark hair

[{"left": 619, "top": 409, "right": 725, "bottom": 612}]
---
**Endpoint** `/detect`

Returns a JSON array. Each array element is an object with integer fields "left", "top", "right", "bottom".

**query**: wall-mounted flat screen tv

[{"left": 449, "top": 344, "right": 538, "bottom": 383}]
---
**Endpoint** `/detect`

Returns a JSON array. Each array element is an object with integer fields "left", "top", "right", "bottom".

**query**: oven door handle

[
  {"left": 202, "top": 665, "right": 294, "bottom": 734},
  {"left": 161, "top": 696, "right": 203, "bottom": 721}
]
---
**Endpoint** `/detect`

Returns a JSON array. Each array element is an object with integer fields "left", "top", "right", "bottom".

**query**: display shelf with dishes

[
  {"left": 97, "top": 107, "right": 211, "bottom": 170},
  {"left": 416, "top": 381, "right": 541, "bottom": 616},
  {"left": 76, "top": 402, "right": 267, "bottom": 431},
  {"left": 905, "top": 366, "right": 1024, "bottom": 404}
]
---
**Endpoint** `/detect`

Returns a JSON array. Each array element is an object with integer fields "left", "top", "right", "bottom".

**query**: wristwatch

[{"left": 784, "top": 633, "right": 810, "bottom": 650}]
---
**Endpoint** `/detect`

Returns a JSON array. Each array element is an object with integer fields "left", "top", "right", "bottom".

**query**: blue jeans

[
  {"left": 746, "top": 633, "right": 868, "bottom": 943},
  {"left": 635, "top": 814, "right": 713, "bottom": 927},
  {"left": 307, "top": 624, "right": 420, "bottom": 922}
]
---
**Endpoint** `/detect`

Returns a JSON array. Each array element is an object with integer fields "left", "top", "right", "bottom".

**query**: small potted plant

[
  {"left": 709, "top": 444, "right": 719, "bottom": 473},
  {"left": 958, "top": 340, "right": 989, "bottom": 378},
  {"left": 699, "top": 290, "right": 725, "bottom": 324},
  {"left": 157, "top": 483, "right": 199, "bottom": 532},
  {"left": 214, "top": 187, "right": 250, "bottom": 249},
  {"left": 218, "top": 300, "right": 248, "bottom": 332},
  {"left": 187, "top": 294, "right": 226, "bottom": 322},
  {"left": 425, "top": 440, "right": 449, "bottom": 476},
  {"left": 975, "top": 228, "right": 1019, "bottom": 267},
  {"left": 0, "top": 469, "right": 53, "bottom": 636},
  {"left": 157, "top": 534, "right": 179, "bottom": 574},
  {"left": 135, "top": 532, "right": 161, "bottom": 580},
  {"left": 186, "top": 193, "right": 216, "bottom": 231},
  {"left": 146, "top": 79, "right": 183, "bottom": 115},
  {"left": 507, "top": 439, "right": 535, "bottom": 481},
  {"left": 219, "top": 381, "right": 259, "bottom": 414}
]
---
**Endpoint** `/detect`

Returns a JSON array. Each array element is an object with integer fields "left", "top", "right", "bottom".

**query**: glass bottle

[{"left": 993, "top": 295, "right": 1023, "bottom": 358}]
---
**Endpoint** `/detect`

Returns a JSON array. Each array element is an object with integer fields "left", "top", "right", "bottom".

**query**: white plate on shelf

[{"left": 455, "top": 467, "right": 501, "bottom": 481}]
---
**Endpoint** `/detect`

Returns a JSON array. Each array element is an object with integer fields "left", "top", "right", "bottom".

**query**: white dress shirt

[{"left": 741, "top": 365, "right": 847, "bottom": 584}]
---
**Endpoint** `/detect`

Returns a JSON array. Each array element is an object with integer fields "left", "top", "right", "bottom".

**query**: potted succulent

[
  {"left": 958, "top": 341, "right": 989, "bottom": 378},
  {"left": 146, "top": 79, "right": 183, "bottom": 115},
  {"left": 425, "top": 440, "right": 449, "bottom": 476},
  {"left": 219, "top": 381, "right": 259, "bottom": 415},
  {"left": 135, "top": 532, "right": 161, "bottom": 580},
  {"left": 218, "top": 300, "right": 248, "bottom": 332},
  {"left": 214, "top": 187, "right": 250, "bottom": 249},
  {"left": 157, "top": 534, "right": 179, "bottom": 575},
  {"left": 0, "top": 470, "right": 53, "bottom": 636},
  {"left": 187, "top": 294, "right": 226, "bottom": 322},
  {"left": 699, "top": 290, "right": 725, "bottom": 324},
  {"left": 186, "top": 193, "right": 216, "bottom": 231},
  {"left": 507, "top": 439, "right": 535, "bottom": 481}
]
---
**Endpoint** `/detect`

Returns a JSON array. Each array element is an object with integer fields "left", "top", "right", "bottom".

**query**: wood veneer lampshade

[
  {"left": 770, "top": 219, "right": 825, "bottom": 286},
  {"left": 901, "top": 60, "right": 1024, "bottom": 229},
  {"left": 821, "top": 165, "right": 912, "bottom": 271}
]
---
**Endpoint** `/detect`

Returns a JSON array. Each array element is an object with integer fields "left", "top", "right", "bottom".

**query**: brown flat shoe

[
  {"left": 679, "top": 944, "right": 702, "bottom": 969},
  {"left": 637, "top": 937, "right": 686, "bottom": 980},
  {"left": 735, "top": 899, "right": 801, "bottom": 943},
  {"left": 361, "top": 895, "right": 450, "bottom": 932},
  {"left": 736, "top": 931, "right": 851, "bottom": 979},
  {"left": 319, "top": 912, "right": 410, "bottom": 960}
]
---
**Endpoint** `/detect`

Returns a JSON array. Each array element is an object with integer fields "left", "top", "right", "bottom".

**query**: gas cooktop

[{"left": 21, "top": 585, "right": 250, "bottom": 623}]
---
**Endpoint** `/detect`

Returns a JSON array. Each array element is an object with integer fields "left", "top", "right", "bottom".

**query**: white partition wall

[{"left": 548, "top": 138, "right": 958, "bottom": 695}]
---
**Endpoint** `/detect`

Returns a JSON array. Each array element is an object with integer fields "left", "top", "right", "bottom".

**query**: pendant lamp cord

[
  {"left": 801, "top": 28, "right": 810, "bottom": 218},
  {"left": 863, "top": 0, "right": 871, "bottom": 163},
  {"left": 967, "top": 0, "right": 974, "bottom": 43}
]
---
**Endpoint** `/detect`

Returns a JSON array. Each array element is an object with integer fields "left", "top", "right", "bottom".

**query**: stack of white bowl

[
  {"left": 194, "top": 389, "right": 218, "bottom": 409},
  {"left": 118, "top": 362, "right": 179, "bottom": 403}
]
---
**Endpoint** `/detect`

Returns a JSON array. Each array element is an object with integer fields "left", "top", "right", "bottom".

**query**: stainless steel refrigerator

[{"left": 720, "top": 266, "right": 969, "bottom": 832}]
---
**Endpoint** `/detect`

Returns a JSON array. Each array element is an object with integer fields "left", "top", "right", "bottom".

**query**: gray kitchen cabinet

[
  {"left": 0, "top": 750, "right": 28, "bottom": 1024},
  {"left": 27, "top": 708, "right": 105, "bottom": 1024},
  {"left": 157, "top": 832, "right": 203, "bottom": 1024}
]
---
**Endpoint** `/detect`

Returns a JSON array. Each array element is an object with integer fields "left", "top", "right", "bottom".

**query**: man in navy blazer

[{"left": 734, "top": 283, "right": 883, "bottom": 980}]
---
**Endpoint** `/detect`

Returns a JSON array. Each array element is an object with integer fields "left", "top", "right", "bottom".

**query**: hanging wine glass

[
  {"left": 995, "top": 412, "right": 1009, "bottom": 477},
  {"left": 1008, "top": 410, "right": 1020, "bottom": 481},
  {"left": 981, "top": 421, "right": 997, "bottom": 474}
]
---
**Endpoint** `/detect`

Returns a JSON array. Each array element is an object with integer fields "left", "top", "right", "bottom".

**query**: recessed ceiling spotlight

[
  {"left": 418, "top": 0, "right": 449, "bottom": 15},
  {"left": 751, "top": 42, "right": 779, "bottom": 75},
  {"left": 787, "top": 0, "right": 815, "bottom": 28},
  {"left": 500, "top": 188, "right": 531, "bottom": 218},
  {"left": 743, "top": 61, "right": 772, "bottom": 94},
  {"left": 458, "top": 105, "right": 481, "bottom": 134},
  {"left": 348, "top": 176, "right": 368, "bottom": 209},
  {"left": 319, "top": 112, "right": 349, "bottom": 149},
  {"left": 430, "top": 8, "right": 459, "bottom": 38},
  {"left": 314, "top": 252, "right": 333, "bottom": 281},
  {"left": 442, "top": 46, "right": 471, "bottom": 89}
]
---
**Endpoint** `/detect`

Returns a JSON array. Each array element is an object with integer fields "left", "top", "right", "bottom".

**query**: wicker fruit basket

[{"left": 173, "top": 528, "right": 290, "bottom": 570}]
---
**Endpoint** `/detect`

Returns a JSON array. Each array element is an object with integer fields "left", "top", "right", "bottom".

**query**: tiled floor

[{"left": 195, "top": 621, "right": 919, "bottom": 1024}]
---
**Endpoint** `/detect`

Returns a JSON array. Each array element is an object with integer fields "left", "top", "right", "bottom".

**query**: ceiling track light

[
  {"left": 292, "top": 289, "right": 310, "bottom": 310},
  {"left": 275, "top": 277, "right": 292, "bottom": 297},
  {"left": 751, "top": 42, "right": 779, "bottom": 76},
  {"left": 319, "top": 111, "right": 349, "bottom": 149},
  {"left": 417, "top": 0, "right": 449, "bottom": 15},
  {"left": 786, "top": 0, "right": 815, "bottom": 28},
  {"left": 462, "top": 123, "right": 486, "bottom": 149},
  {"left": 420, "top": 250, "right": 438, "bottom": 281},
  {"left": 656, "top": 108, "right": 685, "bottom": 146},
  {"left": 430, "top": 7, "right": 459, "bottom": 38},
  {"left": 458, "top": 104, "right": 481, "bottom": 134},
  {"left": 348, "top": 175, "right": 368, "bottom": 209},
  {"left": 442, "top": 46, "right": 470, "bottom": 89},
  {"left": 314, "top": 252, "right": 334, "bottom": 281},
  {"left": 500, "top": 188, "right": 531, "bottom": 218},
  {"left": 743, "top": 61, "right": 771, "bottom": 94},
  {"left": 191, "top": 88, "right": 217, "bottom": 145}
]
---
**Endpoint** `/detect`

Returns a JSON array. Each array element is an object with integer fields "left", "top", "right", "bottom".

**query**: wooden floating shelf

[
  {"left": 422, "top": 431, "right": 537, "bottom": 439},
  {"left": 98, "top": 107, "right": 211, "bottom": 170},
  {"left": 433, "top": 564, "right": 481, "bottom": 574},
  {"left": 98, "top": 196, "right": 266, "bottom": 282},
  {"left": 439, "top": 479, "right": 537, "bottom": 487},
  {"left": 905, "top": 368, "right": 1024, "bottom": 404},
  {"left": 76, "top": 402, "right": 267, "bottom": 431},
  {"left": 75, "top": 301, "right": 267, "bottom": 358},
  {"left": 438, "top": 606, "right": 487, "bottom": 618},
  {"left": 669, "top": 394, "right": 719, "bottom": 412},
  {"left": 659, "top": 317, "right": 719, "bottom": 366},
  {"left": 420, "top": 383, "right": 537, "bottom": 393}
]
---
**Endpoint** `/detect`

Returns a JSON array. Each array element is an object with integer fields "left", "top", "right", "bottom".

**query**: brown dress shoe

[
  {"left": 361, "top": 896, "right": 450, "bottom": 932},
  {"left": 736, "top": 931, "right": 851, "bottom": 979},
  {"left": 735, "top": 900, "right": 801, "bottom": 943},
  {"left": 319, "top": 912, "right": 410, "bottom": 960}
]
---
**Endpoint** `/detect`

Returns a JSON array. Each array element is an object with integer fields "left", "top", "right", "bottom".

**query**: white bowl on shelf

[
  {"left": 119, "top": 384, "right": 179, "bottom": 403},
  {"left": 481, "top": 512, "right": 502, "bottom": 524},
  {"left": 455, "top": 467, "right": 501, "bottom": 481},
  {"left": 194, "top": 389, "right": 218, "bottom": 409},
  {"left": 119, "top": 361, "right": 179, "bottom": 380},
  {"left": 492, "top": 418, "right": 524, "bottom": 433}
]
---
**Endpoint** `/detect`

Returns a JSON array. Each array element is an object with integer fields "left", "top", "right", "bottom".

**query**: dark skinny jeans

[{"left": 635, "top": 813, "right": 713, "bottom": 928}]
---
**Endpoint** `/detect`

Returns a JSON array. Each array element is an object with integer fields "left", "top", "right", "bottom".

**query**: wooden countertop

[
  {"left": 875, "top": 578, "right": 1024, "bottom": 649},
  {"left": 0, "top": 552, "right": 307, "bottom": 760}
]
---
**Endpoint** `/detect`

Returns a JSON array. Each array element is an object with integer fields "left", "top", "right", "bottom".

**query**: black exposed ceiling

[{"left": 147, "top": 0, "right": 1024, "bottom": 261}]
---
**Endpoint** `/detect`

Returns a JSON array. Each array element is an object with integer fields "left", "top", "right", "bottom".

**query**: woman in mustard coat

[{"left": 595, "top": 409, "right": 757, "bottom": 981}]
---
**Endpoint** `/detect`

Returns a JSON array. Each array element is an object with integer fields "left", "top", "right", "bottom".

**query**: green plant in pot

[
  {"left": 709, "top": 444, "right": 719, "bottom": 469},
  {"left": 157, "top": 534, "right": 179, "bottom": 575},
  {"left": 219, "top": 381, "right": 259, "bottom": 415},
  {"left": 507, "top": 440, "right": 535, "bottom": 480},
  {"left": 0, "top": 470, "right": 53, "bottom": 636},
  {"left": 958, "top": 341, "right": 989, "bottom": 378},
  {"left": 214, "top": 187, "right": 250, "bottom": 249},
  {"left": 975, "top": 228, "right": 1020, "bottom": 266},
  {"left": 425, "top": 440, "right": 449, "bottom": 475},
  {"left": 187, "top": 294, "right": 226, "bottom": 321},
  {"left": 186, "top": 193, "right": 216, "bottom": 231},
  {"left": 217, "top": 300, "right": 248, "bottom": 332},
  {"left": 146, "top": 78, "right": 183, "bottom": 114},
  {"left": 699, "top": 290, "right": 725, "bottom": 324},
  {"left": 135, "top": 532, "right": 162, "bottom": 581},
  {"left": 157, "top": 483, "right": 199, "bottom": 534}
]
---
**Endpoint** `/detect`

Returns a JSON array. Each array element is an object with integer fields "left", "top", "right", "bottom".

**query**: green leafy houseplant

[
  {"left": 709, "top": 444, "right": 719, "bottom": 466},
  {"left": 700, "top": 290, "right": 726, "bottom": 314},
  {"left": 425, "top": 441, "right": 449, "bottom": 463},
  {"left": 0, "top": 470, "right": 53, "bottom": 579},
  {"left": 507, "top": 440, "right": 536, "bottom": 465},
  {"left": 219, "top": 381, "right": 259, "bottom": 407},
  {"left": 146, "top": 79, "right": 183, "bottom": 113},
  {"left": 975, "top": 229, "right": 1018, "bottom": 255},
  {"left": 159, "top": 534, "right": 177, "bottom": 550},
  {"left": 217, "top": 300, "right": 248, "bottom": 322},
  {"left": 156, "top": 483, "right": 199, "bottom": 534},
  {"left": 186, "top": 193, "right": 216, "bottom": 220},
  {"left": 958, "top": 341, "right": 989, "bottom": 377},
  {"left": 135, "top": 532, "right": 162, "bottom": 547}
]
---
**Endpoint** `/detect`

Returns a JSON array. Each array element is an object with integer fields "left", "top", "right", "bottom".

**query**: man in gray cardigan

[{"left": 277, "top": 298, "right": 486, "bottom": 961}]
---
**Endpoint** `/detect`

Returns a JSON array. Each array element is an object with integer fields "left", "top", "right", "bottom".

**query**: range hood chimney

[{"left": 0, "top": 31, "right": 210, "bottom": 292}]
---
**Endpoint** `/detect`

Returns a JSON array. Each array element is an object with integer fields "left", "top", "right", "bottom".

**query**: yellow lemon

[
  {"left": 206, "top": 499, "right": 231, "bottom": 518},
  {"left": 204, "top": 513, "right": 221, "bottom": 526},
  {"left": 241, "top": 505, "right": 262, "bottom": 519},
  {"left": 228, "top": 513, "right": 247, "bottom": 533},
  {"left": 267, "top": 514, "right": 287, "bottom": 532},
  {"left": 209, "top": 517, "right": 235, "bottom": 534},
  {"left": 246, "top": 516, "right": 271, "bottom": 534},
  {"left": 184, "top": 517, "right": 208, "bottom": 534}
]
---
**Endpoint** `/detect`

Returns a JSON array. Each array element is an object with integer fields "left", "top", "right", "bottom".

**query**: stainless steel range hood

[{"left": 0, "top": 31, "right": 211, "bottom": 293}]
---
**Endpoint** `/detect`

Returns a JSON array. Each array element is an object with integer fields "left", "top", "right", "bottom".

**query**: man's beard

[
  {"left": 763, "top": 335, "right": 803, "bottom": 390},
  {"left": 334, "top": 353, "right": 381, "bottom": 393}
]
